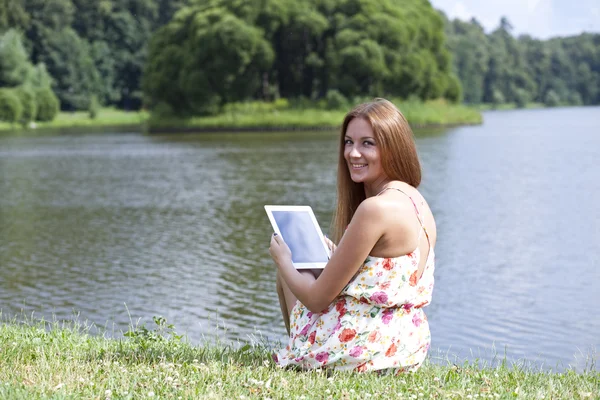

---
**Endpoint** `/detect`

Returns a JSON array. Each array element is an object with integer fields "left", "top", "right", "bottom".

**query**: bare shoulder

[{"left": 353, "top": 193, "right": 416, "bottom": 231}]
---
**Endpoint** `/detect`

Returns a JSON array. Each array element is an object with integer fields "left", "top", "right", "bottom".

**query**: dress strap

[{"left": 377, "top": 187, "right": 430, "bottom": 244}]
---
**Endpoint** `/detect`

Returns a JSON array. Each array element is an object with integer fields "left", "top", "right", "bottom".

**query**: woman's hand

[
  {"left": 269, "top": 233, "right": 292, "bottom": 268},
  {"left": 324, "top": 236, "right": 337, "bottom": 256}
]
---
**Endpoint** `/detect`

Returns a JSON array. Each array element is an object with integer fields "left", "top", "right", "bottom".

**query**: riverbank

[
  {"left": 1, "top": 317, "right": 597, "bottom": 399},
  {"left": 147, "top": 99, "right": 483, "bottom": 133},
  {"left": 473, "top": 102, "right": 547, "bottom": 111},
  {"left": 0, "top": 100, "right": 482, "bottom": 134}
]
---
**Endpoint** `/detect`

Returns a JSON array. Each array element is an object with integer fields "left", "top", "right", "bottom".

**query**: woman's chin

[{"left": 349, "top": 174, "right": 366, "bottom": 183}]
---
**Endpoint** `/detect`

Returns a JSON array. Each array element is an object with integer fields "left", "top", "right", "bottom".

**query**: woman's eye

[
  {"left": 364, "top": 141, "right": 374, "bottom": 146},
  {"left": 344, "top": 139, "right": 353, "bottom": 145}
]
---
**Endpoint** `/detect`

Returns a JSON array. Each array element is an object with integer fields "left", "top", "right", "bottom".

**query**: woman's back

[{"left": 274, "top": 184, "right": 436, "bottom": 373}]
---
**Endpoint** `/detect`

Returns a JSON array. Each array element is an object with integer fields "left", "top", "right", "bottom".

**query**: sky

[{"left": 429, "top": 0, "right": 600, "bottom": 39}]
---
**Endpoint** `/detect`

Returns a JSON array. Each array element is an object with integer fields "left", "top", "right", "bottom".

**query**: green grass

[
  {"left": 0, "top": 108, "right": 149, "bottom": 133},
  {"left": 149, "top": 99, "right": 483, "bottom": 132},
  {"left": 0, "top": 100, "right": 482, "bottom": 134},
  {"left": 0, "top": 314, "right": 597, "bottom": 399}
]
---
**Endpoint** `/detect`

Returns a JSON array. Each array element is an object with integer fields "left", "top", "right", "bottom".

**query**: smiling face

[{"left": 343, "top": 117, "right": 387, "bottom": 187}]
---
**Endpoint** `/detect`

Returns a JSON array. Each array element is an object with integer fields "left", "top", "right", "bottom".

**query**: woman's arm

[{"left": 270, "top": 198, "right": 393, "bottom": 313}]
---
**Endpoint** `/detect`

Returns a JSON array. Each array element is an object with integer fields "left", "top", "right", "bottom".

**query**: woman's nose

[{"left": 349, "top": 146, "right": 361, "bottom": 158}]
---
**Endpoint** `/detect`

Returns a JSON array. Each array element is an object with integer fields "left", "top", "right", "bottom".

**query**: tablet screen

[{"left": 271, "top": 210, "right": 329, "bottom": 263}]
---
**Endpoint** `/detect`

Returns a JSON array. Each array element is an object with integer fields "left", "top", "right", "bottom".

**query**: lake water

[{"left": 1, "top": 107, "right": 599, "bottom": 371}]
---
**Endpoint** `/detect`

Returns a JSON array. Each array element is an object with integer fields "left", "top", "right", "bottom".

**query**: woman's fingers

[{"left": 324, "top": 236, "right": 336, "bottom": 252}]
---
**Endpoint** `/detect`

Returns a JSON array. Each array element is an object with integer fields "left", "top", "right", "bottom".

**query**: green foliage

[
  {"left": 444, "top": 75, "right": 463, "bottom": 103},
  {"left": 444, "top": 15, "right": 600, "bottom": 107},
  {"left": 0, "top": 88, "right": 23, "bottom": 123},
  {"left": 28, "top": 63, "right": 54, "bottom": 88},
  {"left": 34, "top": 86, "right": 60, "bottom": 121},
  {"left": 513, "top": 88, "right": 531, "bottom": 109},
  {"left": 3, "top": 0, "right": 598, "bottom": 117},
  {"left": 544, "top": 90, "right": 561, "bottom": 107},
  {"left": 88, "top": 94, "right": 100, "bottom": 119},
  {"left": 144, "top": 6, "right": 275, "bottom": 116},
  {"left": 124, "top": 316, "right": 184, "bottom": 350},
  {"left": 491, "top": 89, "right": 505, "bottom": 107},
  {"left": 14, "top": 85, "right": 37, "bottom": 124},
  {"left": 325, "top": 89, "right": 348, "bottom": 110},
  {"left": 0, "top": 29, "right": 32, "bottom": 87},
  {"left": 38, "top": 28, "right": 101, "bottom": 110},
  {"left": 144, "top": 0, "right": 456, "bottom": 116},
  {"left": 0, "top": 0, "right": 30, "bottom": 32}
]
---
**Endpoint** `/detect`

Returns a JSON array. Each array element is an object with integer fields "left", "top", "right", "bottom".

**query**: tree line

[
  {"left": 0, "top": 0, "right": 182, "bottom": 125},
  {"left": 1, "top": 0, "right": 599, "bottom": 124},
  {"left": 444, "top": 15, "right": 600, "bottom": 107}
]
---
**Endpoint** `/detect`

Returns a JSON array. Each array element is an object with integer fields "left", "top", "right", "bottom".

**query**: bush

[
  {"left": 513, "top": 88, "right": 530, "bottom": 109},
  {"left": 0, "top": 88, "right": 23, "bottom": 123},
  {"left": 444, "top": 75, "right": 463, "bottom": 103},
  {"left": 543, "top": 90, "right": 561, "bottom": 107},
  {"left": 15, "top": 86, "right": 37, "bottom": 125},
  {"left": 325, "top": 90, "right": 348, "bottom": 110},
  {"left": 35, "top": 87, "right": 60, "bottom": 122},
  {"left": 491, "top": 89, "right": 505, "bottom": 108},
  {"left": 88, "top": 95, "right": 100, "bottom": 119}
]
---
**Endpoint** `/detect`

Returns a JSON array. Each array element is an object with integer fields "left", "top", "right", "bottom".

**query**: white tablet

[{"left": 265, "top": 205, "right": 331, "bottom": 269}]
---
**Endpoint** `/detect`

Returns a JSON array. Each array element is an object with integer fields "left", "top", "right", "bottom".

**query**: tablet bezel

[{"left": 264, "top": 205, "right": 331, "bottom": 269}]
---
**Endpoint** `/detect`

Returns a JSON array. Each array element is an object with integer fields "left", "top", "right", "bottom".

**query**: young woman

[{"left": 269, "top": 98, "right": 437, "bottom": 373}]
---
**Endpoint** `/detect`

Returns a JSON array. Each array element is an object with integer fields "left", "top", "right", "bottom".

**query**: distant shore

[{"left": 0, "top": 100, "right": 483, "bottom": 135}]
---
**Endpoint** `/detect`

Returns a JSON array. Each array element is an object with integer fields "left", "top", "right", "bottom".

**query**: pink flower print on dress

[
  {"left": 315, "top": 351, "right": 329, "bottom": 364},
  {"left": 333, "top": 320, "right": 342, "bottom": 332},
  {"left": 299, "top": 324, "right": 311, "bottom": 336},
  {"left": 402, "top": 303, "right": 414, "bottom": 312},
  {"left": 370, "top": 291, "right": 388, "bottom": 305},
  {"left": 412, "top": 313, "right": 422, "bottom": 327},
  {"left": 382, "top": 308, "right": 394, "bottom": 325},
  {"left": 308, "top": 331, "right": 316, "bottom": 344},
  {"left": 349, "top": 346, "right": 364, "bottom": 358}
]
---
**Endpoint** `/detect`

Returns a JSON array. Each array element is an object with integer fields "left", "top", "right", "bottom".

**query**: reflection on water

[{"left": 1, "top": 107, "right": 599, "bottom": 371}]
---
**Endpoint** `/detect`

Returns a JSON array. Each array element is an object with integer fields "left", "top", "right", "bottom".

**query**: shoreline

[
  {"left": 0, "top": 101, "right": 484, "bottom": 135},
  {"left": 0, "top": 121, "right": 482, "bottom": 136}
]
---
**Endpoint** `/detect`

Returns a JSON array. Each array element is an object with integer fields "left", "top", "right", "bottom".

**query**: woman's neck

[{"left": 364, "top": 178, "right": 394, "bottom": 198}]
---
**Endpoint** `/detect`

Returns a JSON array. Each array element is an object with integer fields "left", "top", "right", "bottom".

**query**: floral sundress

[{"left": 275, "top": 192, "right": 435, "bottom": 373}]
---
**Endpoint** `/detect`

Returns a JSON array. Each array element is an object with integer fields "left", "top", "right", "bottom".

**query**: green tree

[
  {"left": 0, "top": 0, "right": 30, "bottom": 33},
  {"left": 34, "top": 86, "right": 60, "bottom": 121},
  {"left": 40, "top": 28, "right": 101, "bottom": 110},
  {"left": 0, "top": 29, "right": 31, "bottom": 87},
  {"left": 15, "top": 85, "right": 37, "bottom": 124},
  {"left": 0, "top": 88, "right": 22, "bottom": 123},
  {"left": 144, "top": 5, "right": 274, "bottom": 115}
]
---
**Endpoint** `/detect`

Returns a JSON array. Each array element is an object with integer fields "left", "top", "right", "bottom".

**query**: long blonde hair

[{"left": 331, "top": 98, "right": 421, "bottom": 243}]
